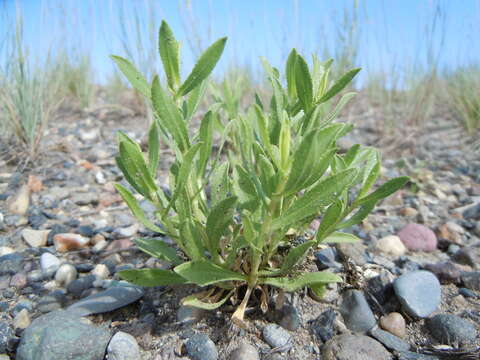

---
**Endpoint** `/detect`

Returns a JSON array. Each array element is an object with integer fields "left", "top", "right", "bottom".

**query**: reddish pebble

[
  {"left": 53, "top": 233, "right": 90, "bottom": 252},
  {"left": 397, "top": 223, "right": 437, "bottom": 252}
]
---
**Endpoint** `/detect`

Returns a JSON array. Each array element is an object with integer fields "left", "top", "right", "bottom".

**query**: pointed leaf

[
  {"left": 278, "top": 240, "right": 315, "bottom": 274},
  {"left": 322, "top": 231, "right": 360, "bottom": 244},
  {"left": 182, "top": 290, "right": 234, "bottom": 310},
  {"left": 159, "top": 20, "right": 180, "bottom": 90},
  {"left": 110, "top": 55, "right": 150, "bottom": 98},
  {"left": 206, "top": 196, "right": 237, "bottom": 255},
  {"left": 295, "top": 53, "right": 313, "bottom": 111},
  {"left": 210, "top": 162, "right": 230, "bottom": 207},
  {"left": 286, "top": 48, "right": 298, "bottom": 98},
  {"left": 174, "top": 261, "right": 246, "bottom": 286},
  {"left": 134, "top": 238, "right": 182, "bottom": 265},
  {"left": 178, "top": 37, "right": 227, "bottom": 96},
  {"left": 359, "top": 176, "right": 409, "bottom": 204},
  {"left": 261, "top": 272, "right": 342, "bottom": 292},
  {"left": 148, "top": 119, "right": 160, "bottom": 176},
  {"left": 317, "top": 68, "right": 361, "bottom": 104}
]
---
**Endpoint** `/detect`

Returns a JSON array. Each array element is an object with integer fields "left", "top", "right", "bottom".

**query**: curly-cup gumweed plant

[{"left": 111, "top": 21, "right": 409, "bottom": 326}]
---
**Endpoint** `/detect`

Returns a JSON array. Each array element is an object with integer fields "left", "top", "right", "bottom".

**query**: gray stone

[
  {"left": 16, "top": 310, "right": 111, "bottom": 360},
  {"left": 311, "top": 308, "right": 336, "bottom": 342},
  {"left": 314, "top": 248, "right": 341, "bottom": 270},
  {"left": 397, "top": 352, "right": 439, "bottom": 360},
  {"left": 262, "top": 324, "right": 292, "bottom": 350},
  {"left": 67, "top": 285, "right": 144, "bottom": 316},
  {"left": 37, "top": 290, "right": 67, "bottom": 313},
  {"left": 426, "top": 314, "right": 477, "bottom": 345},
  {"left": 107, "top": 331, "right": 140, "bottom": 360},
  {"left": 340, "top": 290, "right": 376, "bottom": 332},
  {"left": 370, "top": 326, "right": 410, "bottom": 352},
  {"left": 336, "top": 241, "right": 367, "bottom": 265},
  {"left": 185, "top": 333, "right": 218, "bottom": 360},
  {"left": 0, "top": 322, "right": 16, "bottom": 353},
  {"left": 67, "top": 274, "right": 96, "bottom": 297},
  {"left": 322, "top": 334, "right": 392, "bottom": 360},
  {"left": 0, "top": 253, "right": 24, "bottom": 275},
  {"left": 393, "top": 271, "right": 441, "bottom": 318},
  {"left": 229, "top": 343, "right": 259, "bottom": 360},
  {"left": 461, "top": 271, "right": 480, "bottom": 291},
  {"left": 40, "top": 253, "right": 61, "bottom": 273},
  {"left": 278, "top": 305, "right": 301, "bottom": 331}
]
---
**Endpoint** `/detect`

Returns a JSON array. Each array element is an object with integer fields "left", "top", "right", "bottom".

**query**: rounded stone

[
  {"left": 40, "top": 253, "right": 61, "bottom": 273},
  {"left": 55, "top": 264, "right": 77, "bottom": 286},
  {"left": 177, "top": 305, "right": 205, "bottom": 324},
  {"left": 13, "top": 309, "right": 31, "bottom": 330},
  {"left": 376, "top": 235, "right": 407, "bottom": 256},
  {"left": 426, "top": 314, "right": 477, "bottom": 345},
  {"left": 107, "top": 331, "right": 140, "bottom": 360},
  {"left": 379, "top": 312, "right": 406, "bottom": 338},
  {"left": 322, "top": 334, "right": 392, "bottom": 360},
  {"left": 185, "top": 333, "right": 218, "bottom": 360},
  {"left": 91, "top": 264, "right": 110, "bottom": 280},
  {"left": 229, "top": 343, "right": 259, "bottom": 360},
  {"left": 397, "top": 223, "right": 437, "bottom": 252},
  {"left": 339, "top": 290, "right": 376, "bottom": 333},
  {"left": 278, "top": 305, "right": 301, "bottom": 331},
  {"left": 393, "top": 270, "right": 441, "bottom": 318},
  {"left": 262, "top": 324, "right": 292, "bottom": 349}
]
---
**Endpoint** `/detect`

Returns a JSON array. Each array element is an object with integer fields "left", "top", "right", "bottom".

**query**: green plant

[
  {"left": 112, "top": 21, "right": 409, "bottom": 325},
  {"left": 444, "top": 65, "right": 480, "bottom": 133}
]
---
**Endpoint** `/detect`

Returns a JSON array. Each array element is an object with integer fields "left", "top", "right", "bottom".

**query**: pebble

[
  {"left": 107, "top": 331, "right": 141, "bottom": 360},
  {"left": 53, "top": 233, "right": 90, "bottom": 252},
  {"left": 463, "top": 202, "right": 480, "bottom": 220},
  {"left": 426, "top": 314, "right": 477, "bottom": 346},
  {"left": 314, "top": 247, "right": 341, "bottom": 270},
  {"left": 10, "top": 272, "right": 27, "bottom": 289},
  {"left": 40, "top": 252, "right": 61, "bottom": 273},
  {"left": 185, "top": 333, "right": 218, "bottom": 360},
  {"left": 70, "top": 192, "right": 98, "bottom": 206},
  {"left": 91, "top": 264, "right": 110, "bottom": 279},
  {"left": 67, "top": 274, "right": 97, "bottom": 297},
  {"left": 7, "top": 184, "right": 30, "bottom": 215},
  {"left": 451, "top": 247, "right": 478, "bottom": 268},
  {"left": 376, "top": 235, "right": 407, "bottom": 256},
  {"left": 311, "top": 308, "right": 336, "bottom": 342},
  {"left": 379, "top": 312, "right": 406, "bottom": 338},
  {"left": 367, "top": 270, "right": 395, "bottom": 305},
  {"left": 459, "top": 287, "right": 478, "bottom": 298},
  {"left": 0, "top": 246, "right": 14, "bottom": 256},
  {"left": 460, "top": 271, "right": 480, "bottom": 291},
  {"left": 0, "top": 253, "right": 24, "bottom": 276},
  {"left": 369, "top": 326, "right": 410, "bottom": 352},
  {"left": 262, "top": 324, "right": 292, "bottom": 350},
  {"left": 0, "top": 322, "right": 16, "bottom": 353},
  {"left": 55, "top": 263, "right": 78, "bottom": 286},
  {"left": 37, "top": 290, "right": 67, "bottom": 313},
  {"left": 21, "top": 229, "right": 50, "bottom": 248},
  {"left": 393, "top": 270, "right": 441, "bottom": 318},
  {"left": 423, "top": 262, "right": 461, "bottom": 284},
  {"left": 322, "top": 334, "right": 391, "bottom": 360},
  {"left": 339, "top": 290, "right": 376, "bottom": 332},
  {"left": 278, "top": 305, "right": 301, "bottom": 331},
  {"left": 397, "top": 223, "right": 437, "bottom": 252},
  {"left": 177, "top": 305, "right": 205, "bottom": 325},
  {"left": 16, "top": 310, "right": 111, "bottom": 360},
  {"left": 27, "top": 269, "right": 45, "bottom": 283},
  {"left": 13, "top": 309, "right": 31, "bottom": 330},
  {"left": 229, "top": 343, "right": 259, "bottom": 360},
  {"left": 67, "top": 284, "right": 144, "bottom": 316},
  {"left": 113, "top": 223, "right": 139, "bottom": 238}
]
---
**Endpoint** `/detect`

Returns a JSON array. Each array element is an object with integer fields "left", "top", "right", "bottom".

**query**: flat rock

[
  {"left": 229, "top": 343, "right": 259, "bottom": 360},
  {"left": 311, "top": 308, "right": 336, "bottom": 343},
  {"left": 21, "top": 229, "right": 50, "bottom": 248},
  {"left": 53, "top": 233, "right": 90, "bottom": 253},
  {"left": 336, "top": 241, "right": 368, "bottom": 265},
  {"left": 426, "top": 314, "right": 477, "bottom": 346},
  {"left": 393, "top": 270, "right": 441, "bottom": 318},
  {"left": 40, "top": 253, "right": 61, "bottom": 273},
  {"left": 339, "top": 290, "right": 376, "bottom": 332},
  {"left": 7, "top": 184, "right": 30, "bottom": 215},
  {"left": 322, "top": 334, "right": 392, "bottom": 360},
  {"left": 397, "top": 223, "right": 437, "bottom": 252},
  {"left": 16, "top": 310, "right": 111, "bottom": 360},
  {"left": 376, "top": 235, "right": 407, "bottom": 257},
  {"left": 262, "top": 324, "right": 292, "bottom": 350},
  {"left": 370, "top": 326, "right": 410, "bottom": 352},
  {"left": 0, "top": 253, "right": 24, "bottom": 276},
  {"left": 461, "top": 272, "right": 480, "bottom": 290},
  {"left": 67, "top": 285, "right": 144, "bottom": 316}
]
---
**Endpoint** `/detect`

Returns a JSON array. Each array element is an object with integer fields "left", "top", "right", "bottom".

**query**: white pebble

[
  {"left": 55, "top": 264, "right": 77, "bottom": 286},
  {"left": 92, "top": 264, "right": 110, "bottom": 280},
  {"left": 40, "top": 253, "right": 61, "bottom": 273}
]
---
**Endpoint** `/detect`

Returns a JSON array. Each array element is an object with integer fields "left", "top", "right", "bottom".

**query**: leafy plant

[{"left": 112, "top": 20, "right": 409, "bottom": 326}]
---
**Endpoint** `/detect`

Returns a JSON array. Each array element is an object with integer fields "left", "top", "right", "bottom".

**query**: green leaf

[
  {"left": 182, "top": 290, "right": 234, "bottom": 310},
  {"left": 278, "top": 240, "right": 316, "bottom": 274},
  {"left": 179, "top": 219, "right": 207, "bottom": 261},
  {"left": 322, "top": 92, "right": 357, "bottom": 126},
  {"left": 295, "top": 53, "right": 313, "bottom": 111},
  {"left": 260, "top": 271, "right": 342, "bottom": 292},
  {"left": 206, "top": 196, "right": 237, "bottom": 255},
  {"left": 322, "top": 231, "right": 360, "bottom": 244},
  {"left": 148, "top": 119, "right": 160, "bottom": 176},
  {"left": 185, "top": 81, "right": 206, "bottom": 121},
  {"left": 210, "top": 162, "right": 230, "bottom": 207},
  {"left": 159, "top": 20, "right": 180, "bottom": 91},
  {"left": 233, "top": 165, "right": 260, "bottom": 211},
  {"left": 110, "top": 55, "right": 150, "bottom": 98},
  {"left": 316, "top": 200, "right": 344, "bottom": 241},
  {"left": 134, "top": 238, "right": 182, "bottom": 265},
  {"left": 115, "top": 184, "right": 165, "bottom": 234},
  {"left": 198, "top": 111, "right": 214, "bottom": 176},
  {"left": 273, "top": 168, "right": 357, "bottom": 230},
  {"left": 317, "top": 68, "right": 361, "bottom": 104},
  {"left": 178, "top": 37, "right": 227, "bottom": 97},
  {"left": 151, "top": 76, "right": 190, "bottom": 152},
  {"left": 286, "top": 48, "right": 298, "bottom": 98},
  {"left": 359, "top": 176, "right": 410, "bottom": 204},
  {"left": 337, "top": 200, "right": 377, "bottom": 229},
  {"left": 174, "top": 260, "right": 246, "bottom": 286},
  {"left": 118, "top": 268, "right": 188, "bottom": 287}
]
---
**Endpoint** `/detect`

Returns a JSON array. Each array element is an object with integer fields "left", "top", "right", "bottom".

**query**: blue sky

[{"left": 1, "top": 0, "right": 479, "bottom": 84}]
